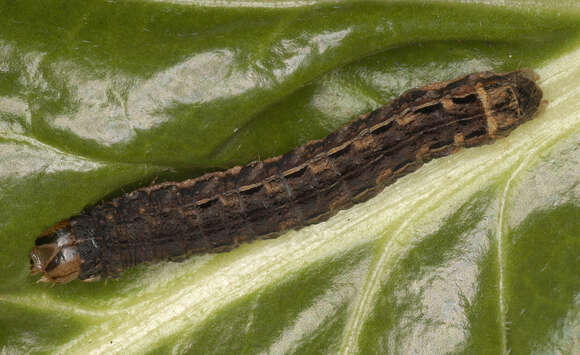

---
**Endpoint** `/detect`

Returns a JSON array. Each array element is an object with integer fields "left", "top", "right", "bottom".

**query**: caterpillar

[{"left": 29, "top": 70, "right": 543, "bottom": 284}]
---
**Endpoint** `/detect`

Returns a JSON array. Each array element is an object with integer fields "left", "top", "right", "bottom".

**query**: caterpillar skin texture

[{"left": 30, "top": 70, "right": 543, "bottom": 284}]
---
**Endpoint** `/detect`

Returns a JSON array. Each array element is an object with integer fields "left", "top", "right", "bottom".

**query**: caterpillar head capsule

[
  {"left": 482, "top": 70, "right": 543, "bottom": 138},
  {"left": 510, "top": 69, "right": 544, "bottom": 120},
  {"left": 29, "top": 221, "right": 81, "bottom": 284}
]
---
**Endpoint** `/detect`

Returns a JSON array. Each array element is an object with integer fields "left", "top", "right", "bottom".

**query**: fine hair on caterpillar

[{"left": 29, "top": 70, "right": 544, "bottom": 284}]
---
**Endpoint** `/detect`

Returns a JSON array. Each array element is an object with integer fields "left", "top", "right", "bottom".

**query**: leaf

[{"left": 0, "top": 1, "right": 579, "bottom": 354}]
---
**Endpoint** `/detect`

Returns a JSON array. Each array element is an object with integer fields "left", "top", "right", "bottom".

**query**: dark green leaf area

[
  {"left": 358, "top": 191, "right": 501, "bottom": 354},
  {"left": 505, "top": 203, "right": 580, "bottom": 353},
  {"left": 0, "top": 301, "right": 87, "bottom": 352},
  {"left": 149, "top": 244, "right": 373, "bottom": 355}
]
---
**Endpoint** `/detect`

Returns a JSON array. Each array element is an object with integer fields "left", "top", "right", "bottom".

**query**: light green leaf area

[{"left": 1, "top": 1, "right": 579, "bottom": 354}]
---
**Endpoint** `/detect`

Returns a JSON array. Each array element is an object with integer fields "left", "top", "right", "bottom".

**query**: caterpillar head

[
  {"left": 510, "top": 69, "right": 544, "bottom": 121},
  {"left": 30, "top": 221, "right": 81, "bottom": 284},
  {"left": 482, "top": 69, "right": 544, "bottom": 138}
]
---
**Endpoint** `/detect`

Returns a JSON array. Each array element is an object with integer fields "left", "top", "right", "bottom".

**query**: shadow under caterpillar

[{"left": 30, "top": 70, "right": 544, "bottom": 284}]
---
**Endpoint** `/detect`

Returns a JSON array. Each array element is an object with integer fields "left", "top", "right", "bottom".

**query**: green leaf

[{"left": 1, "top": 1, "right": 579, "bottom": 353}]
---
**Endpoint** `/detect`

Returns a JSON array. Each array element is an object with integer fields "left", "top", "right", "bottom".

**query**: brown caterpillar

[{"left": 29, "top": 70, "right": 543, "bottom": 284}]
